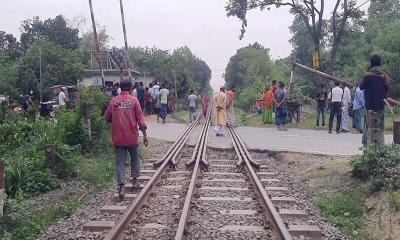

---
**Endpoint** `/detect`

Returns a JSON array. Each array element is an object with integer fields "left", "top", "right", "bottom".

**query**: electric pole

[
  {"left": 88, "top": 0, "right": 105, "bottom": 87},
  {"left": 119, "top": 0, "right": 133, "bottom": 81}
]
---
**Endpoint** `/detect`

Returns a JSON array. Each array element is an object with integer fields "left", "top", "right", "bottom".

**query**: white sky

[{"left": 0, "top": 0, "right": 369, "bottom": 90}]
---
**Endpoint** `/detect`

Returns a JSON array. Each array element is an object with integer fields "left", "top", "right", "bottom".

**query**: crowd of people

[
  {"left": 314, "top": 55, "right": 389, "bottom": 147},
  {"left": 111, "top": 80, "right": 170, "bottom": 124}
]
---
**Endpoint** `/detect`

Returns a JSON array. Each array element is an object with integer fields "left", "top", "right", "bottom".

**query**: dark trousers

[
  {"left": 115, "top": 146, "right": 140, "bottom": 185},
  {"left": 329, "top": 102, "right": 342, "bottom": 132},
  {"left": 316, "top": 105, "right": 325, "bottom": 126},
  {"left": 353, "top": 108, "right": 364, "bottom": 132}
]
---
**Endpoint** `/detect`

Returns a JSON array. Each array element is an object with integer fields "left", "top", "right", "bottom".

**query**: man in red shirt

[{"left": 104, "top": 80, "right": 148, "bottom": 199}]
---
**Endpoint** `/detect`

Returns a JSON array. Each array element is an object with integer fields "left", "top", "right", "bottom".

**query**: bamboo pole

[
  {"left": 88, "top": 0, "right": 105, "bottom": 87},
  {"left": 119, "top": 0, "right": 133, "bottom": 80},
  {"left": 293, "top": 63, "right": 354, "bottom": 88}
]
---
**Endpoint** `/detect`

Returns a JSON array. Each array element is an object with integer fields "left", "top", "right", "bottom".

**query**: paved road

[{"left": 144, "top": 122, "right": 393, "bottom": 156}]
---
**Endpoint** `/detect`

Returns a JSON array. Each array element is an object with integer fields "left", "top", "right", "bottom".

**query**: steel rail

[
  {"left": 227, "top": 126, "right": 292, "bottom": 240},
  {"left": 175, "top": 108, "right": 211, "bottom": 239},
  {"left": 104, "top": 116, "right": 201, "bottom": 240},
  {"left": 153, "top": 116, "right": 201, "bottom": 167}
]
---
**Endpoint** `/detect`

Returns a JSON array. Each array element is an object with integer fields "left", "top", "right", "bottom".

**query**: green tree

[
  {"left": 226, "top": 0, "right": 363, "bottom": 72},
  {"left": 225, "top": 43, "right": 288, "bottom": 109},
  {"left": 0, "top": 54, "right": 19, "bottom": 99},
  {"left": 79, "top": 26, "right": 111, "bottom": 68},
  {"left": 20, "top": 15, "right": 79, "bottom": 50},
  {"left": 0, "top": 31, "right": 21, "bottom": 59},
  {"left": 128, "top": 46, "right": 212, "bottom": 98},
  {"left": 18, "top": 41, "right": 84, "bottom": 100}
]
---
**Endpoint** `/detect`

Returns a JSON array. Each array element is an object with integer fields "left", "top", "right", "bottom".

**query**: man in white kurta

[
  {"left": 214, "top": 86, "right": 227, "bottom": 136},
  {"left": 340, "top": 83, "right": 352, "bottom": 132}
]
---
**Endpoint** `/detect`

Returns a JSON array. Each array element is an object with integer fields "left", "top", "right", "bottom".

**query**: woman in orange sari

[{"left": 261, "top": 86, "right": 274, "bottom": 124}]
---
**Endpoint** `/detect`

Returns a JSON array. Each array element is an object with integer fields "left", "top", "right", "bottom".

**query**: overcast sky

[{"left": 0, "top": 0, "right": 369, "bottom": 90}]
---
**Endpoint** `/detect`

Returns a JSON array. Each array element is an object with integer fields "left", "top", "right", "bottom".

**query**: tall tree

[
  {"left": 368, "top": 0, "right": 400, "bottom": 24},
  {"left": 20, "top": 15, "right": 79, "bottom": 50},
  {"left": 329, "top": 0, "right": 364, "bottom": 72},
  {"left": 18, "top": 41, "right": 84, "bottom": 100},
  {"left": 226, "top": 0, "right": 325, "bottom": 67},
  {"left": 226, "top": 0, "right": 363, "bottom": 72},
  {"left": 0, "top": 31, "right": 21, "bottom": 59}
]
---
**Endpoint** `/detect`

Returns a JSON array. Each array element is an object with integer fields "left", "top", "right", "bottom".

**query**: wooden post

[
  {"left": 367, "top": 110, "right": 385, "bottom": 146},
  {"left": 393, "top": 121, "right": 400, "bottom": 145},
  {"left": 0, "top": 160, "right": 5, "bottom": 218}
]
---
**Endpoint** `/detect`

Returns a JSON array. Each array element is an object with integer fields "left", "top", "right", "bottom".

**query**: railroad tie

[{"left": 83, "top": 221, "right": 115, "bottom": 232}]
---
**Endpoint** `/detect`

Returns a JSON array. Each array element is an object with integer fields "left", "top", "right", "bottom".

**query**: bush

[
  {"left": 0, "top": 119, "right": 62, "bottom": 197},
  {"left": 352, "top": 145, "right": 400, "bottom": 191}
]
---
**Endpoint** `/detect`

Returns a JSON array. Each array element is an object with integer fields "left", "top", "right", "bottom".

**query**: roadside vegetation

[
  {"left": 282, "top": 148, "right": 400, "bottom": 240},
  {"left": 0, "top": 88, "right": 115, "bottom": 239},
  {"left": 317, "top": 145, "right": 400, "bottom": 240}
]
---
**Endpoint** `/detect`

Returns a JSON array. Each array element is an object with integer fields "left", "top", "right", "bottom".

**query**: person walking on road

[
  {"left": 104, "top": 80, "right": 148, "bottom": 200},
  {"left": 360, "top": 55, "right": 389, "bottom": 146},
  {"left": 260, "top": 86, "right": 274, "bottom": 124},
  {"left": 188, "top": 89, "right": 198, "bottom": 123},
  {"left": 144, "top": 87, "right": 152, "bottom": 115},
  {"left": 352, "top": 84, "right": 365, "bottom": 133},
  {"left": 328, "top": 81, "right": 344, "bottom": 134},
  {"left": 152, "top": 81, "right": 161, "bottom": 117},
  {"left": 148, "top": 83, "right": 154, "bottom": 115},
  {"left": 273, "top": 82, "right": 288, "bottom": 131},
  {"left": 158, "top": 83, "right": 169, "bottom": 124},
  {"left": 316, "top": 84, "right": 327, "bottom": 128},
  {"left": 201, "top": 93, "right": 210, "bottom": 118},
  {"left": 215, "top": 85, "right": 227, "bottom": 136},
  {"left": 137, "top": 82, "right": 145, "bottom": 112},
  {"left": 340, "top": 82, "right": 352, "bottom": 133},
  {"left": 226, "top": 87, "right": 236, "bottom": 126},
  {"left": 58, "top": 87, "right": 67, "bottom": 107}
]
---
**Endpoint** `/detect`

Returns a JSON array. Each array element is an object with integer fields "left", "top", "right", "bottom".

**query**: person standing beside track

[
  {"left": 360, "top": 55, "right": 389, "bottom": 146},
  {"left": 226, "top": 87, "right": 236, "bottom": 127},
  {"left": 328, "top": 81, "right": 344, "bottom": 134},
  {"left": 188, "top": 89, "right": 198, "bottom": 123},
  {"left": 340, "top": 82, "right": 352, "bottom": 133},
  {"left": 260, "top": 85, "right": 274, "bottom": 124},
  {"left": 158, "top": 83, "right": 169, "bottom": 124},
  {"left": 201, "top": 92, "right": 210, "bottom": 118},
  {"left": 215, "top": 85, "right": 227, "bottom": 137},
  {"left": 273, "top": 82, "right": 288, "bottom": 131},
  {"left": 104, "top": 80, "right": 148, "bottom": 200}
]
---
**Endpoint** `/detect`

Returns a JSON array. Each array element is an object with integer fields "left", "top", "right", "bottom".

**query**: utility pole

[
  {"left": 88, "top": 0, "right": 105, "bottom": 87},
  {"left": 119, "top": 0, "right": 132, "bottom": 81},
  {"left": 39, "top": 47, "right": 42, "bottom": 103}
]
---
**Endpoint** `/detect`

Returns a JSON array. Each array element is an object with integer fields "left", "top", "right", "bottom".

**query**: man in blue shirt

[{"left": 352, "top": 84, "right": 365, "bottom": 133}]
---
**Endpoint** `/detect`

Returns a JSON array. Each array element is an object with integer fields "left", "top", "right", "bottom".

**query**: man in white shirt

[
  {"left": 340, "top": 83, "right": 352, "bottom": 133},
  {"left": 158, "top": 83, "right": 169, "bottom": 124},
  {"left": 187, "top": 89, "right": 198, "bottom": 123},
  {"left": 328, "top": 81, "right": 344, "bottom": 134},
  {"left": 58, "top": 87, "right": 67, "bottom": 107}
]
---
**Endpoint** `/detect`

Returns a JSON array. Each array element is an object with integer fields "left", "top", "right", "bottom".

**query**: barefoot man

[
  {"left": 104, "top": 80, "right": 149, "bottom": 199},
  {"left": 214, "top": 85, "right": 227, "bottom": 137}
]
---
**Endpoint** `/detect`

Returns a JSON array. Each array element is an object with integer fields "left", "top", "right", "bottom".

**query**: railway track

[{"left": 83, "top": 108, "right": 324, "bottom": 240}]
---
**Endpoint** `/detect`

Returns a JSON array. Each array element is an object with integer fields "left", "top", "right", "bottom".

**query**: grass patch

[
  {"left": 1, "top": 197, "right": 83, "bottom": 240},
  {"left": 387, "top": 191, "right": 400, "bottom": 212},
  {"left": 314, "top": 192, "right": 370, "bottom": 240}
]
